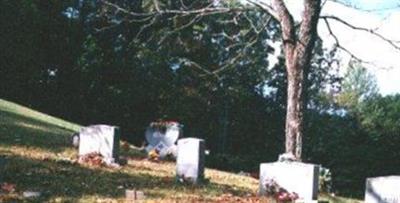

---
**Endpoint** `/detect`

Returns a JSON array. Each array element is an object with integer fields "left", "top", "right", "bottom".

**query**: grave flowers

[
  {"left": 149, "top": 120, "right": 182, "bottom": 132},
  {"left": 264, "top": 178, "right": 299, "bottom": 202}
]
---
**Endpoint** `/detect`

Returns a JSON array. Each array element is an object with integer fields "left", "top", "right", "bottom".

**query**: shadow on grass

[
  {"left": 2, "top": 154, "right": 166, "bottom": 202},
  {"left": 0, "top": 110, "right": 77, "bottom": 153},
  {"left": 0, "top": 109, "right": 254, "bottom": 201},
  {"left": 2, "top": 154, "right": 253, "bottom": 202}
]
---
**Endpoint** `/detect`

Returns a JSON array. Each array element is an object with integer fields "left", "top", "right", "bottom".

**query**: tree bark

[
  {"left": 273, "top": 0, "right": 321, "bottom": 160},
  {"left": 285, "top": 56, "right": 304, "bottom": 159}
]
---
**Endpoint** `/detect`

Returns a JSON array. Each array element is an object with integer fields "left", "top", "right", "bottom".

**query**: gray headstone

[
  {"left": 78, "top": 125, "right": 120, "bottom": 164},
  {"left": 0, "top": 156, "right": 6, "bottom": 182},
  {"left": 176, "top": 138, "right": 205, "bottom": 184},
  {"left": 259, "top": 162, "right": 319, "bottom": 202},
  {"left": 71, "top": 132, "right": 79, "bottom": 148},
  {"left": 365, "top": 176, "right": 400, "bottom": 203}
]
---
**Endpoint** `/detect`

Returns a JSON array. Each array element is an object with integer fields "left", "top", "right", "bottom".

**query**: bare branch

[
  {"left": 180, "top": 0, "right": 189, "bottom": 10},
  {"left": 272, "top": 0, "right": 296, "bottom": 53},
  {"left": 101, "top": 0, "right": 155, "bottom": 17},
  {"left": 209, "top": 13, "right": 272, "bottom": 75},
  {"left": 322, "top": 18, "right": 372, "bottom": 64},
  {"left": 297, "top": 0, "right": 321, "bottom": 56},
  {"left": 94, "top": 23, "right": 121, "bottom": 33},
  {"left": 321, "top": 0, "right": 329, "bottom": 9},
  {"left": 244, "top": 0, "right": 279, "bottom": 21},
  {"left": 153, "top": 0, "right": 161, "bottom": 12},
  {"left": 94, "top": 15, "right": 154, "bottom": 33},
  {"left": 212, "top": 35, "right": 259, "bottom": 75},
  {"left": 157, "top": 15, "right": 204, "bottom": 45},
  {"left": 101, "top": 0, "right": 247, "bottom": 17},
  {"left": 135, "top": 15, "right": 159, "bottom": 40},
  {"left": 182, "top": 59, "right": 221, "bottom": 80},
  {"left": 243, "top": 13, "right": 273, "bottom": 34},
  {"left": 321, "top": 15, "right": 400, "bottom": 51},
  {"left": 243, "top": 13, "right": 259, "bottom": 34},
  {"left": 212, "top": 32, "right": 238, "bottom": 42},
  {"left": 215, "top": 16, "right": 240, "bottom": 25}
]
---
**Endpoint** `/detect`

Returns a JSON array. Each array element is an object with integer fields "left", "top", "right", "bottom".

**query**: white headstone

[
  {"left": 259, "top": 162, "right": 319, "bottom": 202},
  {"left": 176, "top": 138, "right": 205, "bottom": 184},
  {"left": 365, "top": 176, "right": 400, "bottom": 203},
  {"left": 78, "top": 125, "right": 120, "bottom": 164}
]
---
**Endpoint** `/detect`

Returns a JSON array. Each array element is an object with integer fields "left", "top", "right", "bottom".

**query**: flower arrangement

[
  {"left": 264, "top": 178, "right": 299, "bottom": 202},
  {"left": 148, "top": 149, "right": 160, "bottom": 161},
  {"left": 319, "top": 166, "right": 333, "bottom": 193},
  {"left": 149, "top": 120, "right": 181, "bottom": 133}
]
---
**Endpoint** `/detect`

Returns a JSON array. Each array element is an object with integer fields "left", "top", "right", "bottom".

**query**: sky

[
  {"left": 261, "top": 0, "right": 400, "bottom": 95},
  {"left": 320, "top": 0, "right": 400, "bottom": 95},
  {"left": 350, "top": 0, "right": 399, "bottom": 13}
]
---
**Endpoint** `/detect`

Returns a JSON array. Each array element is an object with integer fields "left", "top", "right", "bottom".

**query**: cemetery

[
  {"left": 1, "top": 0, "right": 400, "bottom": 202},
  {"left": 1, "top": 99, "right": 399, "bottom": 202}
]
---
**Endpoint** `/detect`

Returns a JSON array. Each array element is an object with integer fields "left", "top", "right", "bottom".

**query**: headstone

[
  {"left": 23, "top": 191, "right": 41, "bottom": 198},
  {"left": 259, "top": 162, "right": 319, "bottom": 202},
  {"left": 145, "top": 121, "right": 181, "bottom": 159},
  {"left": 71, "top": 132, "right": 80, "bottom": 148},
  {"left": 125, "top": 189, "right": 145, "bottom": 201},
  {"left": 365, "top": 176, "right": 400, "bottom": 203},
  {"left": 176, "top": 138, "right": 205, "bottom": 184},
  {"left": 0, "top": 156, "right": 6, "bottom": 182},
  {"left": 78, "top": 125, "right": 120, "bottom": 164}
]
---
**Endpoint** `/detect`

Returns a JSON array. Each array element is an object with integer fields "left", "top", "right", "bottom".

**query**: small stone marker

[
  {"left": 176, "top": 138, "right": 205, "bottom": 184},
  {"left": 78, "top": 125, "right": 120, "bottom": 164},
  {"left": 365, "top": 176, "right": 400, "bottom": 203},
  {"left": 125, "top": 189, "right": 145, "bottom": 201},
  {"left": 0, "top": 156, "right": 6, "bottom": 182},
  {"left": 259, "top": 162, "right": 319, "bottom": 202},
  {"left": 71, "top": 132, "right": 79, "bottom": 148},
  {"left": 23, "top": 191, "right": 41, "bottom": 198}
]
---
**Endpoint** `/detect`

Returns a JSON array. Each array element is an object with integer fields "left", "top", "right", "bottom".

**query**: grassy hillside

[
  {"left": 0, "top": 99, "right": 81, "bottom": 132},
  {"left": 0, "top": 99, "right": 361, "bottom": 202}
]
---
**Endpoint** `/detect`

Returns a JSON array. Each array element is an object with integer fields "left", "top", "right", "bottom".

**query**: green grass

[
  {"left": 0, "top": 99, "right": 81, "bottom": 132},
  {"left": 0, "top": 99, "right": 362, "bottom": 202},
  {"left": 319, "top": 194, "right": 362, "bottom": 203}
]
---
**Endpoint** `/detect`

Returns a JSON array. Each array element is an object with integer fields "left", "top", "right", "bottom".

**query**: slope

[{"left": 0, "top": 99, "right": 361, "bottom": 202}]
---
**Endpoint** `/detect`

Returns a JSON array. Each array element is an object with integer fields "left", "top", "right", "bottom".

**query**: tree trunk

[
  {"left": 285, "top": 55, "right": 305, "bottom": 160},
  {"left": 273, "top": 0, "right": 321, "bottom": 160}
]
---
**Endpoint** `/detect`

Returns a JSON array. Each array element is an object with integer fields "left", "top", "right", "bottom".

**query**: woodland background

[{"left": 1, "top": 0, "right": 399, "bottom": 197}]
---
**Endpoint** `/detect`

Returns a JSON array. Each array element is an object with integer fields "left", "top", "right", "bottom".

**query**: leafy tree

[
  {"left": 96, "top": 0, "right": 400, "bottom": 160},
  {"left": 337, "top": 60, "right": 379, "bottom": 112},
  {"left": 0, "top": 0, "right": 84, "bottom": 117}
]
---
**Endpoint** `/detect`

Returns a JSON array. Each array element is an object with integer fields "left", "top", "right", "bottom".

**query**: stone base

[{"left": 259, "top": 162, "right": 319, "bottom": 202}]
